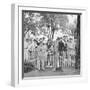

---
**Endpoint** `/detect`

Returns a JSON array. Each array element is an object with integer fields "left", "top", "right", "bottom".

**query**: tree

[{"left": 40, "top": 13, "right": 68, "bottom": 39}]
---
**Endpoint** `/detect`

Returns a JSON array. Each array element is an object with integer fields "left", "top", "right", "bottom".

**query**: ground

[{"left": 24, "top": 67, "right": 80, "bottom": 77}]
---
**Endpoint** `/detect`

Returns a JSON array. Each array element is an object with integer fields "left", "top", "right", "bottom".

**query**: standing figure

[
  {"left": 46, "top": 39, "right": 52, "bottom": 66},
  {"left": 41, "top": 43, "right": 47, "bottom": 70},
  {"left": 67, "top": 38, "right": 76, "bottom": 67},
  {"left": 37, "top": 43, "right": 47, "bottom": 71},
  {"left": 57, "top": 38, "right": 65, "bottom": 71},
  {"left": 35, "top": 44, "right": 40, "bottom": 71},
  {"left": 52, "top": 40, "right": 59, "bottom": 71}
]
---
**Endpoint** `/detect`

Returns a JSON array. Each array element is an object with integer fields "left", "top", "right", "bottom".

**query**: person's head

[
  {"left": 57, "top": 37, "right": 60, "bottom": 41},
  {"left": 57, "top": 37, "right": 62, "bottom": 41}
]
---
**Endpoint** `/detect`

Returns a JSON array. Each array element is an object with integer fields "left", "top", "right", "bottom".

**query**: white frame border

[{"left": 11, "top": 4, "right": 87, "bottom": 87}]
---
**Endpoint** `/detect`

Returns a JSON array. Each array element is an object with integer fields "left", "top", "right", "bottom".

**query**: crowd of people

[{"left": 24, "top": 27, "right": 76, "bottom": 72}]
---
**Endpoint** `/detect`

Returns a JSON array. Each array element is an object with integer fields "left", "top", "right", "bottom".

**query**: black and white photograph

[{"left": 22, "top": 10, "right": 81, "bottom": 78}]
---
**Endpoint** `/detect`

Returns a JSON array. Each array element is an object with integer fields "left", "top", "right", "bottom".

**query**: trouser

[
  {"left": 40, "top": 59, "right": 45, "bottom": 70},
  {"left": 53, "top": 53, "right": 59, "bottom": 69},
  {"left": 58, "top": 51, "right": 64, "bottom": 68},
  {"left": 67, "top": 51, "right": 72, "bottom": 67},
  {"left": 68, "top": 54, "right": 75, "bottom": 67},
  {"left": 36, "top": 58, "right": 40, "bottom": 70},
  {"left": 36, "top": 56, "right": 45, "bottom": 70},
  {"left": 47, "top": 54, "right": 51, "bottom": 66}
]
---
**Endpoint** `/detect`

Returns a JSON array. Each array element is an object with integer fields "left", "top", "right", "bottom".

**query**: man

[
  {"left": 67, "top": 37, "right": 76, "bottom": 67},
  {"left": 36, "top": 45, "right": 41, "bottom": 71},
  {"left": 36, "top": 43, "right": 47, "bottom": 71},
  {"left": 41, "top": 43, "right": 47, "bottom": 70},
  {"left": 57, "top": 38, "right": 65, "bottom": 71},
  {"left": 46, "top": 39, "right": 52, "bottom": 66},
  {"left": 52, "top": 40, "right": 59, "bottom": 71}
]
